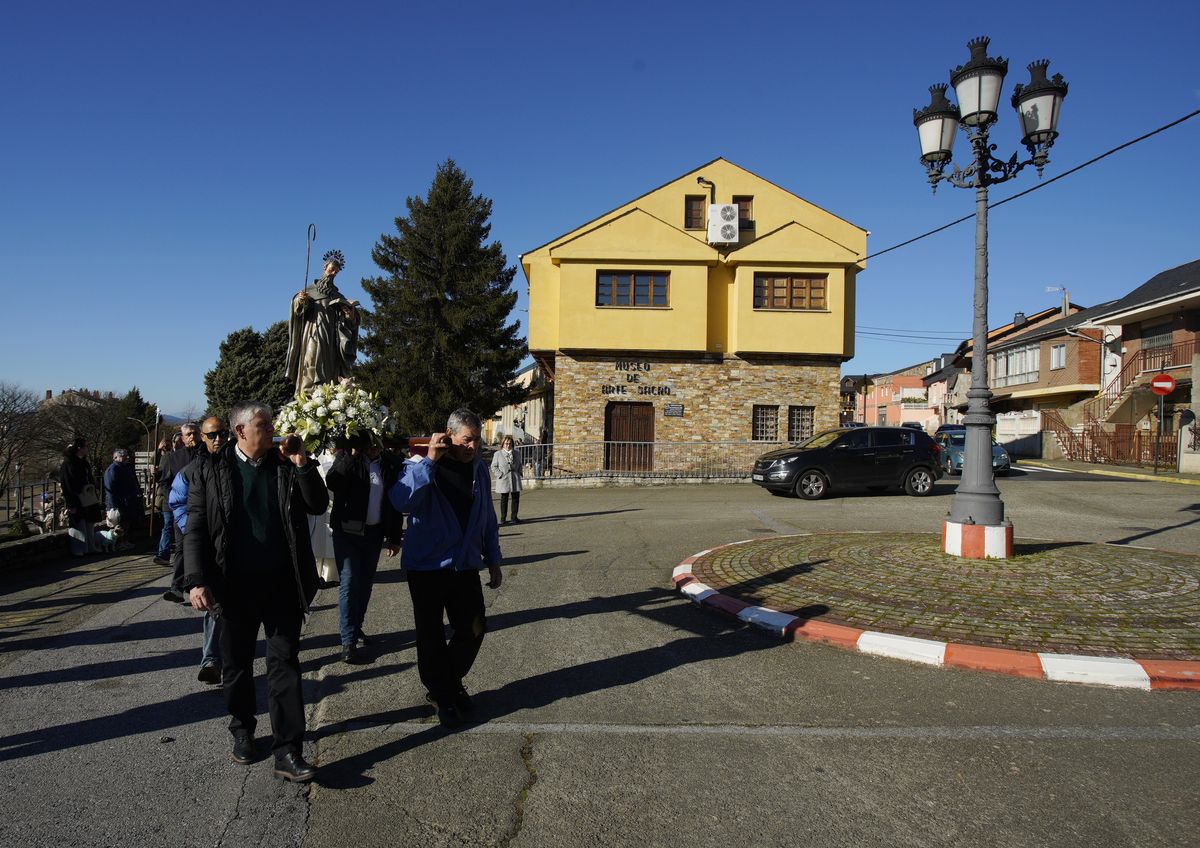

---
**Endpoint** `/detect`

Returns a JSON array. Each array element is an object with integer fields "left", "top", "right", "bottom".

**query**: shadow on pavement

[
  {"left": 508, "top": 508, "right": 642, "bottom": 524},
  {"left": 314, "top": 586, "right": 776, "bottom": 786}
]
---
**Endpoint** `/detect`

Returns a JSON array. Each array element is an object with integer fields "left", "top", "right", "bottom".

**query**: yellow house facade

[{"left": 521, "top": 158, "right": 866, "bottom": 456}]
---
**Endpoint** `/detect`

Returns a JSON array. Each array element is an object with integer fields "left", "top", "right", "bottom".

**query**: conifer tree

[
  {"left": 359, "top": 159, "right": 526, "bottom": 434},
  {"left": 204, "top": 321, "right": 293, "bottom": 418}
]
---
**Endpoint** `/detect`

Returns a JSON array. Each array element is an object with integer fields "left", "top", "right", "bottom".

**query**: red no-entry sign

[{"left": 1150, "top": 373, "right": 1176, "bottom": 396}]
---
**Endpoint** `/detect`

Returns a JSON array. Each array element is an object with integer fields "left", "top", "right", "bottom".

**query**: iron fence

[
  {"left": 2, "top": 467, "right": 157, "bottom": 534},
  {"left": 515, "top": 440, "right": 785, "bottom": 480}
]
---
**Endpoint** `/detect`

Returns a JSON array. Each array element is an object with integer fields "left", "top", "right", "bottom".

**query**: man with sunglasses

[
  {"left": 158, "top": 423, "right": 202, "bottom": 602},
  {"left": 168, "top": 416, "right": 230, "bottom": 684}
]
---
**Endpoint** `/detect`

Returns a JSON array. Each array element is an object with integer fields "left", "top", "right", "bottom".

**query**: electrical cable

[{"left": 858, "top": 109, "right": 1200, "bottom": 263}]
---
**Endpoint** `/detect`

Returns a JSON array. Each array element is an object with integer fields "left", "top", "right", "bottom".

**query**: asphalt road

[{"left": 1, "top": 474, "right": 1197, "bottom": 848}]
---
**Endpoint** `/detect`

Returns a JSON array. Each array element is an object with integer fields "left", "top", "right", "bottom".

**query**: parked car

[
  {"left": 935, "top": 423, "right": 966, "bottom": 434},
  {"left": 751, "top": 426, "right": 944, "bottom": 500},
  {"left": 934, "top": 431, "right": 1012, "bottom": 476},
  {"left": 901, "top": 422, "right": 926, "bottom": 431}
]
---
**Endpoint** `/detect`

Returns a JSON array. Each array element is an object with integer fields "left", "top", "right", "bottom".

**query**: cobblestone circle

[{"left": 691, "top": 533, "right": 1200, "bottom": 660}]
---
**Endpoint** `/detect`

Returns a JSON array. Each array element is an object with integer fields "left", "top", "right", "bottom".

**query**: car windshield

[
  {"left": 795, "top": 430, "right": 842, "bottom": 449},
  {"left": 947, "top": 433, "right": 966, "bottom": 446}
]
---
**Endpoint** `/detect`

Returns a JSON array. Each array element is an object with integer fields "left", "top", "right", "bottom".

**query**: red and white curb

[{"left": 672, "top": 540, "right": 1200, "bottom": 692}]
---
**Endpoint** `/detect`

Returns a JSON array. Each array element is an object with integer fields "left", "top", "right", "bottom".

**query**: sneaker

[
  {"left": 197, "top": 663, "right": 221, "bottom": 685},
  {"left": 231, "top": 732, "right": 255, "bottom": 765},
  {"left": 354, "top": 630, "right": 373, "bottom": 647},
  {"left": 341, "top": 644, "right": 364, "bottom": 665}
]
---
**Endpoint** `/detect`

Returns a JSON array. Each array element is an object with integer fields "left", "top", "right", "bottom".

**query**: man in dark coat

[
  {"left": 157, "top": 423, "right": 202, "bottom": 600},
  {"left": 102, "top": 447, "right": 142, "bottom": 550},
  {"left": 183, "top": 401, "right": 329, "bottom": 782},
  {"left": 325, "top": 438, "right": 404, "bottom": 664}
]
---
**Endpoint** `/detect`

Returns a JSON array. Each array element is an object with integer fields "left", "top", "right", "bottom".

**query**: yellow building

[{"left": 521, "top": 158, "right": 866, "bottom": 458}]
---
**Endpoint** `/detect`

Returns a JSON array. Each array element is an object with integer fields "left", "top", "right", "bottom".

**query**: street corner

[{"left": 670, "top": 532, "right": 1200, "bottom": 691}]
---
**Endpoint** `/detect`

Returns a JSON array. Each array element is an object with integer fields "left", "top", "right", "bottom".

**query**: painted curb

[
  {"left": 672, "top": 539, "right": 1200, "bottom": 692},
  {"left": 1021, "top": 460, "right": 1200, "bottom": 487}
]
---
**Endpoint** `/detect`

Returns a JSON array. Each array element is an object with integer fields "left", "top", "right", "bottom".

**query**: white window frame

[{"left": 1050, "top": 343, "right": 1066, "bottom": 370}]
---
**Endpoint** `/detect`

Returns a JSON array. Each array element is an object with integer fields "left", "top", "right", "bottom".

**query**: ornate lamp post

[{"left": 913, "top": 37, "right": 1068, "bottom": 559}]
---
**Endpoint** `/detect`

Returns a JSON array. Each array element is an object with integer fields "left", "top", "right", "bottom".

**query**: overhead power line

[
  {"left": 857, "top": 324, "right": 972, "bottom": 334},
  {"left": 859, "top": 109, "right": 1200, "bottom": 263},
  {"left": 855, "top": 328, "right": 967, "bottom": 340}
]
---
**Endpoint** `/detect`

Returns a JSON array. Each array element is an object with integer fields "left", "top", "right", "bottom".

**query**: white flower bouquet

[{"left": 275, "top": 380, "right": 398, "bottom": 453}]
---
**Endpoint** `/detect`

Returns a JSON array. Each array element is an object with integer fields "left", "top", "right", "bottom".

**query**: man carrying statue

[{"left": 286, "top": 249, "right": 361, "bottom": 395}]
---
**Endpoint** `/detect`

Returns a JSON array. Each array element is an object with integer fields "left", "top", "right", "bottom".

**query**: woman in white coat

[{"left": 490, "top": 435, "right": 522, "bottom": 525}]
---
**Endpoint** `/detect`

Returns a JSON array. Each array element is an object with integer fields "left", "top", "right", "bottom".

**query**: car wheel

[
  {"left": 904, "top": 467, "right": 935, "bottom": 497},
  {"left": 795, "top": 471, "right": 828, "bottom": 500}
]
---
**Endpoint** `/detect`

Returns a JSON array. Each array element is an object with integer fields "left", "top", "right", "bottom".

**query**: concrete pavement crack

[
  {"left": 214, "top": 768, "right": 250, "bottom": 848},
  {"left": 498, "top": 732, "right": 539, "bottom": 848}
]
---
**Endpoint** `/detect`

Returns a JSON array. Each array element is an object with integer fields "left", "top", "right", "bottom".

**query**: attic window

[
  {"left": 684, "top": 195, "right": 705, "bottom": 230},
  {"left": 733, "top": 196, "right": 754, "bottom": 230}
]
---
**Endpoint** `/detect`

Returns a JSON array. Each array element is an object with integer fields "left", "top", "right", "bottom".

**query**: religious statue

[{"left": 286, "top": 249, "right": 361, "bottom": 396}]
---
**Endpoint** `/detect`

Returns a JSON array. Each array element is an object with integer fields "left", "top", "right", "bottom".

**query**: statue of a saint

[{"left": 286, "top": 249, "right": 361, "bottom": 396}]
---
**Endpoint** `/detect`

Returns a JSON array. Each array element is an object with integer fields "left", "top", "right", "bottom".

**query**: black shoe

[
  {"left": 152, "top": 556, "right": 170, "bottom": 566},
  {"left": 453, "top": 686, "right": 475, "bottom": 715},
  {"left": 511, "top": 517, "right": 521, "bottom": 525},
  {"left": 355, "top": 630, "right": 373, "bottom": 647},
  {"left": 273, "top": 751, "right": 316, "bottom": 782},
  {"left": 436, "top": 704, "right": 463, "bottom": 730},
  {"left": 231, "top": 732, "right": 255, "bottom": 765},
  {"left": 341, "top": 644, "right": 363, "bottom": 664},
  {"left": 197, "top": 663, "right": 221, "bottom": 685},
  {"left": 162, "top": 589, "right": 185, "bottom": 603}
]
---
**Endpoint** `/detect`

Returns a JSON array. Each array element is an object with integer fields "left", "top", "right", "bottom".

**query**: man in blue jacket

[{"left": 389, "top": 408, "right": 502, "bottom": 729}]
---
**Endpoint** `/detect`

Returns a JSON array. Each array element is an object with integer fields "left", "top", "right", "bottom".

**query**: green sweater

[{"left": 229, "top": 454, "right": 289, "bottom": 575}]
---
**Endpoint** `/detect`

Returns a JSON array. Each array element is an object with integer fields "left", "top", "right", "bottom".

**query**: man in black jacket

[
  {"left": 183, "top": 401, "right": 329, "bottom": 782},
  {"left": 158, "top": 422, "right": 201, "bottom": 598},
  {"left": 325, "top": 438, "right": 404, "bottom": 664}
]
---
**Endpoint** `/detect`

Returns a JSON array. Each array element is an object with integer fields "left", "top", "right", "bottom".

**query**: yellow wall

[
  {"left": 522, "top": 158, "right": 867, "bottom": 358},
  {"left": 557, "top": 261, "right": 709, "bottom": 351}
]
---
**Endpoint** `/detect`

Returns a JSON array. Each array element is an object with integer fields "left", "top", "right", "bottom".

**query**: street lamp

[{"left": 913, "top": 37, "right": 1068, "bottom": 560}]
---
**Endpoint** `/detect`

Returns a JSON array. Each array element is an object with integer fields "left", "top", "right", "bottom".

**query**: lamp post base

[{"left": 942, "top": 518, "right": 1014, "bottom": 560}]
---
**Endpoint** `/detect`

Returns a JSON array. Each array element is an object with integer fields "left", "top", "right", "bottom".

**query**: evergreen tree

[
  {"left": 204, "top": 321, "right": 293, "bottom": 418},
  {"left": 359, "top": 159, "right": 526, "bottom": 434}
]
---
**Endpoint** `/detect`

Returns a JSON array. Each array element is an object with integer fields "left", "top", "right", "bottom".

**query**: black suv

[{"left": 751, "top": 426, "right": 944, "bottom": 500}]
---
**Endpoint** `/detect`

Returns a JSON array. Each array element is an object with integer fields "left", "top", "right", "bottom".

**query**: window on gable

[
  {"left": 733, "top": 195, "right": 754, "bottom": 230},
  {"left": 684, "top": 195, "right": 706, "bottom": 230},
  {"left": 753, "top": 274, "right": 827, "bottom": 310},
  {"left": 596, "top": 271, "right": 669, "bottom": 308}
]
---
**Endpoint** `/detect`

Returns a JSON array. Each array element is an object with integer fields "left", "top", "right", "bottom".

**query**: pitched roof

[
  {"left": 990, "top": 300, "right": 1119, "bottom": 351},
  {"left": 521, "top": 157, "right": 867, "bottom": 258},
  {"left": 1086, "top": 259, "right": 1200, "bottom": 321}
]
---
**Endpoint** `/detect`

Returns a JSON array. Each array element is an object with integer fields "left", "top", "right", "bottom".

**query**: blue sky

[{"left": 4, "top": 1, "right": 1197, "bottom": 416}]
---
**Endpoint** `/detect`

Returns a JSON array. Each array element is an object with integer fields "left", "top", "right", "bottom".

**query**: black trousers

[
  {"left": 499, "top": 492, "right": 520, "bottom": 521},
  {"left": 218, "top": 573, "right": 305, "bottom": 756},
  {"left": 169, "top": 522, "right": 186, "bottom": 591},
  {"left": 406, "top": 569, "right": 486, "bottom": 704}
]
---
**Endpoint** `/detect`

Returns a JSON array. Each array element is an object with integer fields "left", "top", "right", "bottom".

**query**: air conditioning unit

[{"left": 707, "top": 203, "right": 739, "bottom": 245}]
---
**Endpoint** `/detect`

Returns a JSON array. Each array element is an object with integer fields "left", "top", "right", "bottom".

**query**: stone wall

[
  {"left": 0, "top": 532, "right": 69, "bottom": 574},
  {"left": 552, "top": 353, "right": 842, "bottom": 443}
]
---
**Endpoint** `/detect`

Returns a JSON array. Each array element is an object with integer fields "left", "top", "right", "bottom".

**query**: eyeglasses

[{"left": 201, "top": 430, "right": 230, "bottom": 441}]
